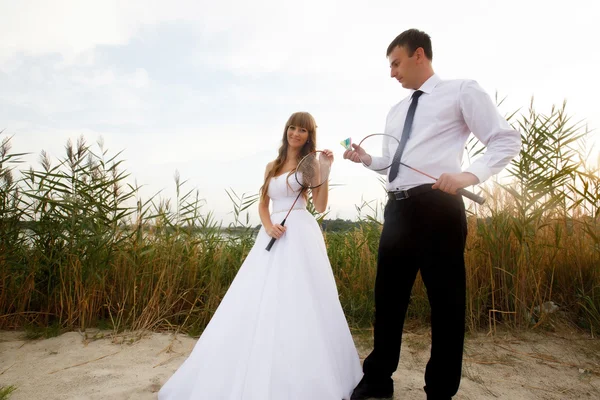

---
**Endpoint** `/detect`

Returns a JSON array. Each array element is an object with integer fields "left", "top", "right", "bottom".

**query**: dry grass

[{"left": 0, "top": 99, "right": 599, "bottom": 339}]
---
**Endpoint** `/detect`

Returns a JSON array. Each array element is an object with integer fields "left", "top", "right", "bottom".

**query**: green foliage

[{"left": 0, "top": 98, "right": 598, "bottom": 336}]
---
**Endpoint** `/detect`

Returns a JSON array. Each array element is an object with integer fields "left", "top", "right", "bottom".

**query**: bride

[{"left": 158, "top": 111, "right": 363, "bottom": 399}]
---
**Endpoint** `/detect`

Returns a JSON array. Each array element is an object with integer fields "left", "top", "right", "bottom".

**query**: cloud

[{"left": 1, "top": 0, "right": 599, "bottom": 225}]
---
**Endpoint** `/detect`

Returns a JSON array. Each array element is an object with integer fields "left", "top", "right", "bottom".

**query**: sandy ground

[{"left": 1, "top": 326, "right": 599, "bottom": 400}]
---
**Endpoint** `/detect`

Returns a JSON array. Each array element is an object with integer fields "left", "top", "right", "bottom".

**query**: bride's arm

[
  {"left": 311, "top": 180, "right": 329, "bottom": 214},
  {"left": 259, "top": 162, "right": 286, "bottom": 239},
  {"left": 311, "top": 150, "right": 333, "bottom": 214},
  {"left": 258, "top": 162, "right": 274, "bottom": 230}
]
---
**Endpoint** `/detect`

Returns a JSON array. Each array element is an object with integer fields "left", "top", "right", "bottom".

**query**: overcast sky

[{"left": 1, "top": 0, "right": 598, "bottom": 224}]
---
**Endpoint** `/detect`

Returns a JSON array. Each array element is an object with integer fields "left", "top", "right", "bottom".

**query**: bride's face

[{"left": 286, "top": 125, "right": 309, "bottom": 149}]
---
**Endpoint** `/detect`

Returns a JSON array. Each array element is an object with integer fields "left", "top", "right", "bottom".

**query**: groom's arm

[{"left": 459, "top": 80, "right": 522, "bottom": 183}]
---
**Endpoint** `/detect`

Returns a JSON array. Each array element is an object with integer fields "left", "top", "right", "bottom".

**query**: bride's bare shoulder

[{"left": 264, "top": 161, "right": 275, "bottom": 179}]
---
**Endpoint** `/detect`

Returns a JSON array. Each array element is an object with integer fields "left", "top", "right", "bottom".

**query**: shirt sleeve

[
  {"left": 365, "top": 107, "right": 397, "bottom": 175},
  {"left": 459, "top": 80, "right": 522, "bottom": 183},
  {"left": 365, "top": 135, "right": 392, "bottom": 174}
]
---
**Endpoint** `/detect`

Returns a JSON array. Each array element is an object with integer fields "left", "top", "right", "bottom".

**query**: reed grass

[
  {"left": 0, "top": 99, "right": 598, "bottom": 336},
  {"left": 0, "top": 385, "right": 17, "bottom": 400}
]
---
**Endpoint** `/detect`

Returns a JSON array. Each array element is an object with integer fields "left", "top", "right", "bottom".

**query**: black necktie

[{"left": 388, "top": 90, "right": 423, "bottom": 182}]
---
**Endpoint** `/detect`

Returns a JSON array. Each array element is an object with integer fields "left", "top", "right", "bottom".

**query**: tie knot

[{"left": 412, "top": 90, "right": 423, "bottom": 99}]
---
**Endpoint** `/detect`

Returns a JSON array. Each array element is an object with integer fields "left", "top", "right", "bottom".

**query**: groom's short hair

[{"left": 386, "top": 29, "right": 433, "bottom": 61}]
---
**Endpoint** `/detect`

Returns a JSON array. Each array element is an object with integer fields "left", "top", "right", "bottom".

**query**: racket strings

[
  {"left": 295, "top": 152, "right": 331, "bottom": 189},
  {"left": 265, "top": 150, "right": 332, "bottom": 251}
]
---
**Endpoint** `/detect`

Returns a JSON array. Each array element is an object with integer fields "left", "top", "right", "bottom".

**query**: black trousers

[{"left": 362, "top": 186, "right": 468, "bottom": 399}]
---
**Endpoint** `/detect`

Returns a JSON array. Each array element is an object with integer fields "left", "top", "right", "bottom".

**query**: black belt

[{"left": 387, "top": 184, "right": 434, "bottom": 201}]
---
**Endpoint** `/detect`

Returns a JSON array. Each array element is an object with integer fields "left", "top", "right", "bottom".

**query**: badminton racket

[
  {"left": 265, "top": 150, "right": 332, "bottom": 251},
  {"left": 343, "top": 133, "right": 485, "bottom": 204}
]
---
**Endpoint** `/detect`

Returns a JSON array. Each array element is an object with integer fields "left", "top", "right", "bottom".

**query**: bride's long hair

[{"left": 260, "top": 112, "right": 317, "bottom": 202}]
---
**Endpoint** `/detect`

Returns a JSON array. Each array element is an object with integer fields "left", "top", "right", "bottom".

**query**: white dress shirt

[{"left": 368, "top": 74, "right": 522, "bottom": 191}]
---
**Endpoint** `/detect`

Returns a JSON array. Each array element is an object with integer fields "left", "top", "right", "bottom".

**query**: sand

[{"left": 1, "top": 326, "right": 599, "bottom": 399}]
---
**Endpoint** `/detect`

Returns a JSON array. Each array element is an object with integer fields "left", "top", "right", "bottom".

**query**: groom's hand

[
  {"left": 432, "top": 172, "right": 479, "bottom": 194},
  {"left": 343, "top": 144, "right": 371, "bottom": 165}
]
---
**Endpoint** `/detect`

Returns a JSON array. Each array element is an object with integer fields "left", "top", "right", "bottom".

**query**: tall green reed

[{"left": 0, "top": 97, "right": 598, "bottom": 336}]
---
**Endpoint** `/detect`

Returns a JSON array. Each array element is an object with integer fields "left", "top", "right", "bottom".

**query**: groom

[{"left": 344, "top": 29, "right": 521, "bottom": 399}]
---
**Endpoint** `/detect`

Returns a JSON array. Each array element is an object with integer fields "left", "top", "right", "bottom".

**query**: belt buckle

[{"left": 392, "top": 190, "right": 410, "bottom": 200}]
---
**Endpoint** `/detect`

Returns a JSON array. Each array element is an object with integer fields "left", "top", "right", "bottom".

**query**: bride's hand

[
  {"left": 321, "top": 149, "right": 334, "bottom": 164},
  {"left": 267, "top": 224, "right": 286, "bottom": 239}
]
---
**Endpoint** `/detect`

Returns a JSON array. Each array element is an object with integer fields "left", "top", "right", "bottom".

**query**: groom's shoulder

[
  {"left": 436, "top": 78, "right": 484, "bottom": 94},
  {"left": 387, "top": 96, "right": 409, "bottom": 115}
]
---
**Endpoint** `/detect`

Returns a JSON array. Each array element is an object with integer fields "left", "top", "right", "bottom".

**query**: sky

[{"left": 1, "top": 0, "right": 599, "bottom": 225}]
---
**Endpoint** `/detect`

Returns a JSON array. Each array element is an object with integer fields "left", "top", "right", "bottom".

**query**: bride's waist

[{"left": 270, "top": 207, "right": 308, "bottom": 216}]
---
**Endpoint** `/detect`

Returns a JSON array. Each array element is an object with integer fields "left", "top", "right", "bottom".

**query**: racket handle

[
  {"left": 457, "top": 188, "right": 485, "bottom": 205},
  {"left": 265, "top": 219, "right": 287, "bottom": 251},
  {"left": 265, "top": 237, "right": 276, "bottom": 251}
]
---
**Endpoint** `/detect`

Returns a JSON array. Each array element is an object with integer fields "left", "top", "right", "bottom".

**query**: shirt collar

[{"left": 413, "top": 73, "right": 441, "bottom": 95}]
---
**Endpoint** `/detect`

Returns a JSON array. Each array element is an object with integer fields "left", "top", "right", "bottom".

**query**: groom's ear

[{"left": 414, "top": 47, "right": 428, "bottom": 64}]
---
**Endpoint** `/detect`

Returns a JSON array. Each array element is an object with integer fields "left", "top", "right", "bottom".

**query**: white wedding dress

[{"left": 158, "top": 172, "right": 363, "bottom": 400}]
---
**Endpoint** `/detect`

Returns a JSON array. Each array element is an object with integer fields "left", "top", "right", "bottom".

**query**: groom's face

[{"left": 388, "top": 45, "right": 418, "bottom": 89}]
